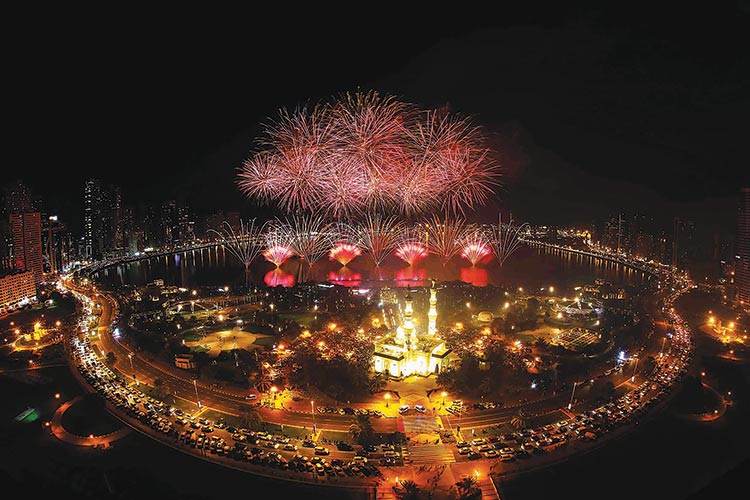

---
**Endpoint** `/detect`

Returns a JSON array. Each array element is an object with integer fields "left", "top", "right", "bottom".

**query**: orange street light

[{"left": 384, "top": 393, "right": 391, "bottom": 407}]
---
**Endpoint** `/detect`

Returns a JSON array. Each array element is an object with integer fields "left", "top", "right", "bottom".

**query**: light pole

[
  {"left": 441, "top": 391, "right": 447, "bottom": 406},
  {"left": 568, "top": 381, "right": 577, "bottom": 410},
  {"left": 193, "top": 379, "right": 201, "bottom": 409},
  {"left": 631, "top": 357, "right": 639, "bottom": 382},
  {"left": 385, "top": 393, "right": 391, "bottom": 408},
  {"left": 270, "top": 386, "right": 277, "bottom": 407},
  {"left": 660, "top": 336, "right": 667, "bottom": 358},
  {"left": 128, "top": 353, "right": 138, "bottom": 386},
  {"left": 311, "top": 400, "right": 315, "bottom": 434}
]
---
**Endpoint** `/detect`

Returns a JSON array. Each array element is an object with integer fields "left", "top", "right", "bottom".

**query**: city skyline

[
  {"left": 2, "top": 5, "right": 750, "bottom": 499},
  {"left": 7, "top": 4, "right": 749, "bottom": 229}
]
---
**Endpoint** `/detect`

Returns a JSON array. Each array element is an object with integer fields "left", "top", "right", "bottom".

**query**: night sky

[{"left": 9, "top": 3, "right": 750, "bottom": 230}]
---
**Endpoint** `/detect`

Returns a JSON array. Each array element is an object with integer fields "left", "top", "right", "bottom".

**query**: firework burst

[
  {"left": 355, "top": 213, "right": 401, "bottom": 267},
  {"left": 263, "top": 226, "right": 295, "bottom": 267},
  {"left": 207, "top": 219, "right": 266, "bottom": 286},
  {"left": 489, "top": 214, "right": 529, "bottom": 266},
  {"left": 395, "top": 226, "right": 428, "bottom": 266},
  {"left": 262, "top": 245, "right": 295, "bottom": 267},
  {"left": 275, "top": 213, "right": 335, "bottom": 282},
  {"left": 460, "top": 229, "right": 491, "bottom": 265},
  {"left": 425, "top": 214, "right": 467, "bottom": 265},
  {"left": 329, "top": 242, "right": 362, "bottom": 266},
  {"left": 237, "top": 90, "right": 501, "bottom": 218}
]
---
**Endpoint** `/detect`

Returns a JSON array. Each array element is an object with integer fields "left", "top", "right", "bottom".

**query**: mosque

[{"left": 372, "top": 281, "right": 455, "bottom": 379}]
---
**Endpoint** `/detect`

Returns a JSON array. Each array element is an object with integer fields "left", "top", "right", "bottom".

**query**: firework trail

[
  {"left": 425, "top": 214, "right": 467, "bottom": 265},
  {"left": 460, "top": 228, "right": 491, "bottom": 265},
  {"left": 237, "top": 90, "right": 501, "bottom": 217},
  {"left": 355, "top": 213, "right": 401, "bottom": 267},
  {"left": 395, "top": 226, "right": 428, "bottom": 266},
  {"left": 275, "top": 213, "right": 335, "bottom": 282},
  {"left": 489, "top": 214, "right": 529, "bottom": 266},
  {"left": 207, "top": 219, "right": 266, "bottom": 286}
]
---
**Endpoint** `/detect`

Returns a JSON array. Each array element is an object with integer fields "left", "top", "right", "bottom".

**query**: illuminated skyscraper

[
  {"left": 9, "top": 211, "right": 43, "bottom": 284},
  {"left": 736, "top": 187, "right": 750, "bottom": 307}
]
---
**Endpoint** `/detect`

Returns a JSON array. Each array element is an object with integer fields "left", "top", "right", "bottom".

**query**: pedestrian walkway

[
  {"left": 407, "top": 442, "right": 456, "bottom": 465},
  {"left": 50, "top": 396, "right": 130, "bottom": 448}
]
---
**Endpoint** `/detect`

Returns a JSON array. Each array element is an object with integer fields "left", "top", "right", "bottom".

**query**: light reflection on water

[{"left": 98, "top": 244, "right": 647, "bottom": 290}]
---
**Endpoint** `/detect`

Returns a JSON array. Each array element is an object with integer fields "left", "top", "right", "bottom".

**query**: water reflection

[
  {"left": 96, "top": 244, "right": 649, "bottom": 291},
  {"left": 327, "top": 266, "right": 362, "bottom": 287},
  {"left": 460, "top": 266, "right": 489, "bottom": 287},
  {"left": 264, "top": 268, "right": 296, "bottom": 288},
  {"left": 394, "top": 266, "right": 428, "bottom": 287}
]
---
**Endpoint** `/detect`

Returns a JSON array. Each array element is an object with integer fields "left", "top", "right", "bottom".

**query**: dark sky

[{"left": 8, "top": 3, "right": 750, "bottom": 231}]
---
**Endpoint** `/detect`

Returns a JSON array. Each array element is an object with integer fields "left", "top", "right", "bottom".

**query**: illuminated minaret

[
  {"left": 428, "top": 280, "right": 437, "bottom": 335},
  {"left": 403, "top": 288, "right": 415, "bottom": 339}
]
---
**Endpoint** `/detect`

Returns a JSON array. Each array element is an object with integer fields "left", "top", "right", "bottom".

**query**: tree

[
  {"left": 393, "top": 479, "right": 424, "bottom": 500},
  {"left": 152, "top": 378, "right": 168, "bottom": 399},
  {"left": 455, "top": 476, "right": 482, "bottom": 500},
  {"left": 238, "top": 405, "right": 263, "bottom": 431},
  {"left": 511, "top": 409, "right": 531, "bottom": 430},
  {"left": 354, "top": 413, "right": 375, "bottom": 446},
  {"left": 105, "top": 351, "right": 116, "bottom": 366}
]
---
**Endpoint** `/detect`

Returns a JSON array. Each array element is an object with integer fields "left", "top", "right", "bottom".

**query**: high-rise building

[
  {"left": 736, "top": 187, "right": 750, "bottom": 307},
  {"left": 83, "top": 179, "right": 96, "bottom": 259},
  {"left": 1, "top": 180, "right": 40, "bottom": 270},
  {"left": 84, "top": 179, "right": 124, "bottom": 259},
  {"left": 9, "top": 211, "right": 43, "bottom": 284},
  {"left": 42, "top": 214, "right": 74, "bottom": 274},
  {"left": 672, "top": 217, "right": 696, "bottom": 270},
  {"left": 161, "top": 200, "right": 177, "bottom": 244}
]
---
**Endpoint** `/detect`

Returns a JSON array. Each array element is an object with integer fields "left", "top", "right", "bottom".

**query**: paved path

[{"left": 50, "top": 396, "right": 130, "bottom": 448}]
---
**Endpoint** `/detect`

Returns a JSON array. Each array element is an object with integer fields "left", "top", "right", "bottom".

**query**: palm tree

[
  {"left": 238, "top": 405, "right": 263, "bottom": 431},
  {"left": 152, "top": 378, "right": 168, "bottom": 399},
  {"left": 455, "top": 476, "right": 482, "bottom": 500},
  {"left": 354, "top": 413, "right": 375, "bottom": 445},
  {"left": 368, "top": 372, "right": 388, "bottom": 394},
  {"left": 394, "top": 479, "right": 422, "bottom": 500},
  {"left": 510, "top": 409, "right": 530, "bottom": 430},
  {"left": 349, "top": 422, "right": 361, "bottom": 439}
]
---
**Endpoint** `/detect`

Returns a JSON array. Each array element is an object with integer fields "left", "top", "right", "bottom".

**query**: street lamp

[
  {"left": 193, "top": 379, "right": 201, "bottom": 409},
  {"left": 568, "top": 381, "right": 577, "bottom": 410},
  {"left": 631, "top": 357, "right": 639, "bottom": 382},
  {"left": 311, "top": 400, "right": 315, "bottom": 433},
  {"left": 128, "top": 353, "right": 138, "bottom": 385},
  {"left": 441, "top": 391, "right": 447, "bottom": 406},
  {"left": 270, "top": 385, "right": 278, "bottom": 405},
  {"left": 384, "top": 393, "right": 391, "bottom": 408}
]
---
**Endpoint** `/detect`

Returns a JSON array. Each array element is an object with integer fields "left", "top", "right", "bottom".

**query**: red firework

[
  {"left": 395, "top": 242, "right": 428, "bottom": 266},
  {"left": 262, "top": 245, "right": 294, "bottom": 267},
  {"left": 329, "top": 242, "right": 362, "bottom": 266},
  {"left": 460, "top": 241, "right": 491, "bottom": 266},
  {"left": 237, "top": 90, "right": 501, "bottom": 218}
]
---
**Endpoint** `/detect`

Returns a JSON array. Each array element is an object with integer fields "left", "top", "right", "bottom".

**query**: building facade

[
  {"left": 373, "top": 284, "right": 455, "bottom": 379},
  {"left": 0, "top": 270, "right": 36, "bottom": 314},
  {"left": 9, "top": 211, "right": 43, "bottom": 284},
  {"left": 736, "top": 187, "right": 750, "bottom": 308}
]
